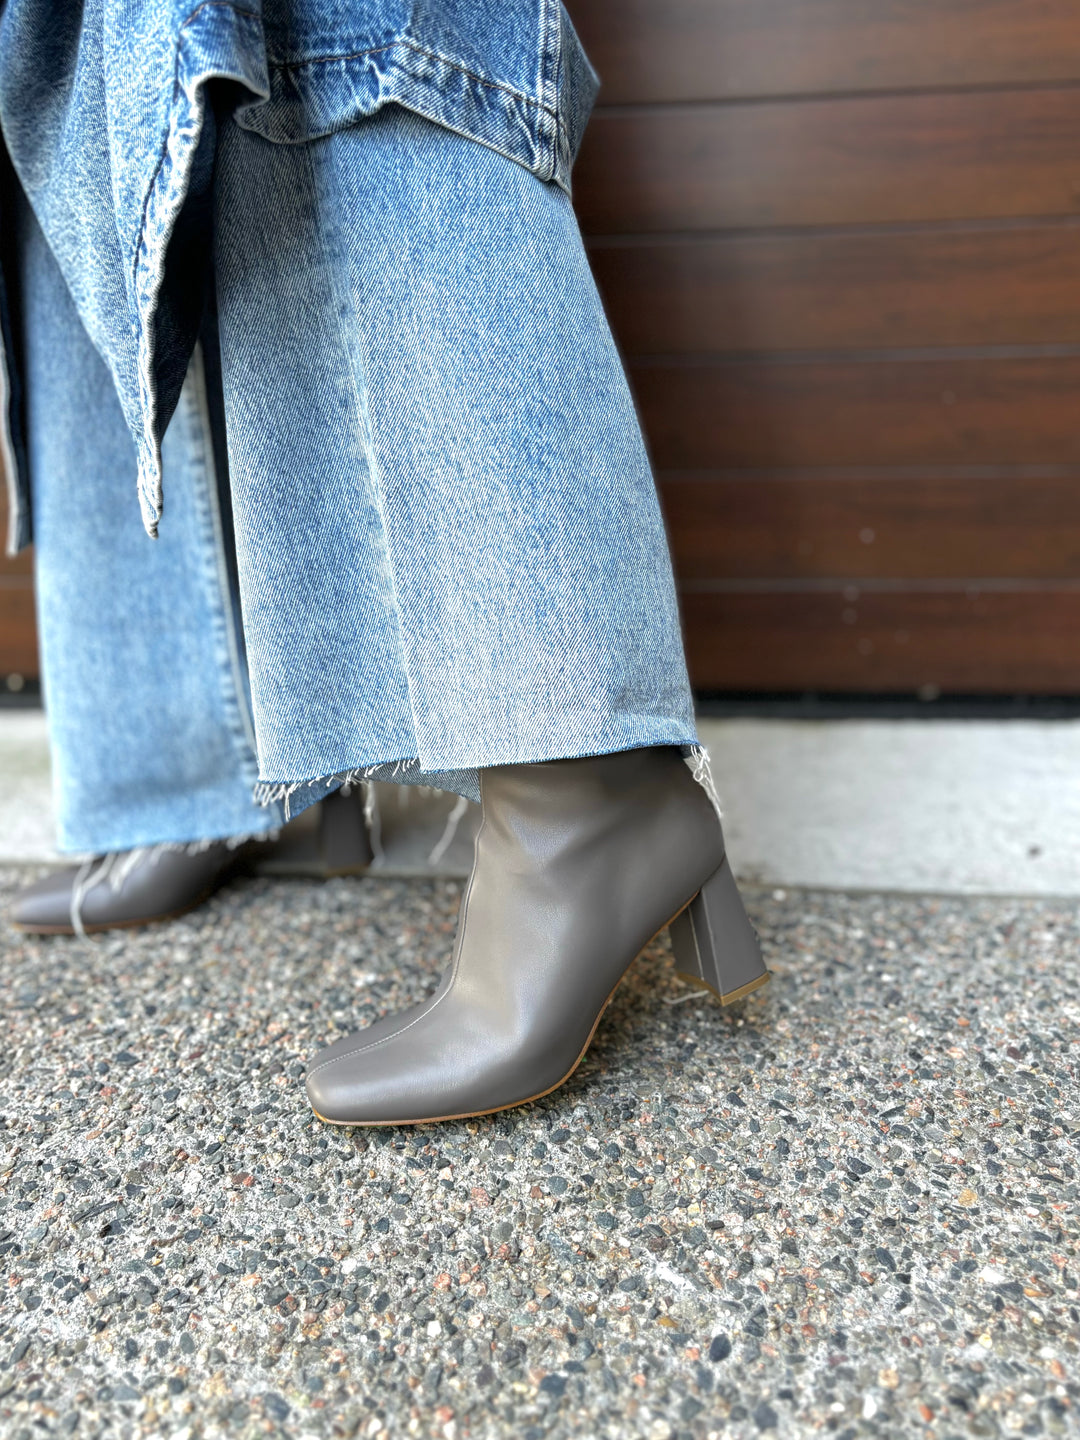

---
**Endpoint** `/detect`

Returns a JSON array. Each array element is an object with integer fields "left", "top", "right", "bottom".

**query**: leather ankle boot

[
  {"left": 11, "top": 842, "right": 252, "bottom": 936},
  {"left": 10, "top": 787, "right": 373, "bottom": 935},
  {"left": 305, "top": 746, "right": 767, "bottom": 1126}
]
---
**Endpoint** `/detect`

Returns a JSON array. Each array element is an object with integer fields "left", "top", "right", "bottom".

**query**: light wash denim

[
  {"left": 0, "top": 0, "right": 598, "bottom": 547},
  {"left": 17, "top": 191, "right": 286, "bottom": 852},
  {"left": 1, "top": 3, "right": 705, "bottom": 846},
  {"left": 214, "top": 105, "right": 698, "bottom": 807}
]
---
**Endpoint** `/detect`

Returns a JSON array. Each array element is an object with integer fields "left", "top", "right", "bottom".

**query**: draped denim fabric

[
  {"left": 4, "top": 10, "right": 702, "bottom": 841},
  {"left": 211, "top": 105, "right": 697, "bottom": 806},
  {"left": 0, "top": 0, "right": 598, "bottom": 550},
  {"left": 16, "top": 191, "right": 286, "bottom": 851}
]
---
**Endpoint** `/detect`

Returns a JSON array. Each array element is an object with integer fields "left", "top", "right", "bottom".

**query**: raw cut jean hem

[{"left": 253, "top": 715, "right": 701, "bottom": 816}]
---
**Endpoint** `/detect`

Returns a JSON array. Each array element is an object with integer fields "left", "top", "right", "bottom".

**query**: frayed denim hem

[{"left": 252, "top": 738, "right": 725, "bottom": 826}]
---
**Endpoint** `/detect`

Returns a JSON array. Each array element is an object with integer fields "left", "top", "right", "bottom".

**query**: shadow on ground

[{"left": 0, "top": 868, "right": 1076, "bottom": 1438}]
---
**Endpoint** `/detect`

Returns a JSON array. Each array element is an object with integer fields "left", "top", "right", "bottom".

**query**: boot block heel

[
  {"left": 318, "top": 786, "right": 374, "bottom": 875},
  {"left": 669, "top": 856, "right": 768, "bottom": 1004}
]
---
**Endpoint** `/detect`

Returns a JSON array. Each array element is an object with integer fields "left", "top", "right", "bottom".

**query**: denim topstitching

[
  {"left": 185, "top": 342, "right": 263, "bottom": 769},
  {"left": 265, "top": 41, "right": 559, "bottom": 121}
]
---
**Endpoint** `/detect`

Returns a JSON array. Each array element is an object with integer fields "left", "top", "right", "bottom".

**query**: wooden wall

[
  {"left": 0, "top": 491, "right": 35, "bottom": 683},
  {"left": 567, "top": 0, "right": 1080, "bottom": 692}
]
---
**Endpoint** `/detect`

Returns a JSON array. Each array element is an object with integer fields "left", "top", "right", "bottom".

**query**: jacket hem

[
  {"left": 0, "top": 314, "right": 25, "bottom": 556},
  {"left": 0, "top": 141, "right": 29, "bottom": 555},
  {"left": 131, "top": 2, "right": 270, "bottom": 537},
  {"left": 233, "top": 2, "right": 598, "bottom": 196}
]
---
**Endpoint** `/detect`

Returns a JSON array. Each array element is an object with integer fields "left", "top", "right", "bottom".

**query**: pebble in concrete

[{"left": 0, "top": 867, "right": 1076, "bottom": 1438}]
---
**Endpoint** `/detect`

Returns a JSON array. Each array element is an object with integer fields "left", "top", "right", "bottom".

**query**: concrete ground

[
  {"left": 0, "top": 712, "right": 1077, "bottom": 1438},
  {"left": 0, "top": 868, "right": 1077, "bottom": 1440}
]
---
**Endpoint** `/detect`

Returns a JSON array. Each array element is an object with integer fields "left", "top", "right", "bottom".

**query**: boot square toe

[
  {"left": 304, "top": 1020, "right": 553, "bottom": 1126},
  {"left": 305, "top": 1045, "right": 453, "bottom": 1127}
]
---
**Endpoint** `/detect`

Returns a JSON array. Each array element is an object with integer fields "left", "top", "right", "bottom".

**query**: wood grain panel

[
  {"left": 0, "top": 471, "right": 38, "bottom": 680},
  {"left": 0, "top": 581, "right": 38, "bottom": 676},
  {"left": 589, "top": 223, "right": 1080, "bottom": 354},
  {"left": 661, "top": 469, "right": 1080, "bottom": 580},
  {"left": 682, "top": 587, "right": 1080, "bottom": 692},
  {"left": 574, "top": 89, "right": 1080, "bottom": 235},
  {"left": 566, "top": 0, "right": 1080, "bottom": 104},
  {"left": 633, "top": 355, "right": 1080, "bottom": 470},
  {"left": 0, "top": 546, "right": 32, "bottom": 576}
]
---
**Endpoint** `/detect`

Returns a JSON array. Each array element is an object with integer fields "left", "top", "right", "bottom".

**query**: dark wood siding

[
  {"left": 4, "top": 4, "right": 1080, "bottom": 694},
  {"left": 575, "top": 91, "right": 1080, "bottom": 235},
  {"left": 660, "top": 470, "right": 1080, "bottom": 580},
  {"left": 0, "top": 478, "right": 37, "bottom": 678},
  {"left": 588, "top": 223, "right": 1080, "bottom": 354},
  {"left": 568, "top": 0, "right": 1080, "bottom": 692},
  {"left": 567, "top": 0, "right": 1080, "bottom": 103},
  {"left": 683, "top": 588, "right": 1080, "bottom": 693}
]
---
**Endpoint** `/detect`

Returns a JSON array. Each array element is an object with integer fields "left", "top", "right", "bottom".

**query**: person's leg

[
  {"left": 213, "top": 106, "right": 696, "bottom": 804},
  {"left": 10, "top": 186, "right": 291, "bottom": 930},
  {"left": 211, "top": 105, "right": 764, "bottom": 1122}
]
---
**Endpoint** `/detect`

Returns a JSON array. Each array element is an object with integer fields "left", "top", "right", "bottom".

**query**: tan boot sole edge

[{"left": 311, "top": 899, "right": 771, "bottom": 1129}]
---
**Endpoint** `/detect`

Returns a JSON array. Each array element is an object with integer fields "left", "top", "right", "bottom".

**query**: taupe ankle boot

[
  {"left": 10, "top": 788, "right": 373, "bottom": 935},
  {"left": 305, "top": 747, "right": 767, "bottom": 1126}
]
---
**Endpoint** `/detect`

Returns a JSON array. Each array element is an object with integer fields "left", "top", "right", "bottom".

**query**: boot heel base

[
  {"left": 674, "top": 969, "right": 770, "bottom": 1005},
  {"left": 669, "top": 856, "right": 768, "bottom": 1005}
]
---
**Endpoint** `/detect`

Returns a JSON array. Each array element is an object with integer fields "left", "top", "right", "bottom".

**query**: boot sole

[{"left": 311, "top": 897, "right": 770, "bottom": 1128}]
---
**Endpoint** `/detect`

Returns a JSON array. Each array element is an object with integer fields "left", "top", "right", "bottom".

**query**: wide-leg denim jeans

[
  {"left": 18, "top": 195, "right": 286, "bottom": 853},
  {"left": 18, "top": 104, "right": 699, "bottom": 851}
]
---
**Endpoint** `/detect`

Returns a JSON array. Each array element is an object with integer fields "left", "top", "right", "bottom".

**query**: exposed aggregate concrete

[{"left": 0, "top": 866, "right": 1076, "bottom": 1439}]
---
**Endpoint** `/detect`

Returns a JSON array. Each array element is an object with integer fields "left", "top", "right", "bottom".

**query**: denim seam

[
  {"left": 305, "top": 134, "right": 424, "bottom": 763},
  {"left": 129, "top": 13, "right": 195, "bottom": 536},
  {"left": 536, "top": 0, "right": 560, "bottom": 184},
  {"left": 236, "top": 25, "right": 587, "bottom": 189},
  {"left": 132, "top": 1, "right": 261, "bottom": 308},
  {"left": 264, "top": 40, "right": 559, "bottom": 122},
  {"left": 185, "top": 343, "right": 263, "bottom": 770}
]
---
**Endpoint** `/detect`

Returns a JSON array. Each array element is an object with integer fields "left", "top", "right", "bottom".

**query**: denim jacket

[{"left": 0, "top": 0, "right": 598, "bottom": 552}]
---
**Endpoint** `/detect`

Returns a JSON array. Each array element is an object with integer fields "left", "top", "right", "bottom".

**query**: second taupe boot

[
  {"left": 11, "top": 842, "right": 254, "bottom": 936},
  {"left": 305, "top": 746, "right": 767, "bottom": 1126},
  {"left": 10, "top": 787, "right": 373, "bottom": 935}
]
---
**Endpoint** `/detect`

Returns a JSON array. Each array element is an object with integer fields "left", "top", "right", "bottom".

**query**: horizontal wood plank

[
  {"left": 0, "top": 581, "right": 39, "bottom": 677},
  {"left": 633, "top": 355, "right": 1080, "bottom": 470},
  {"left": 661, "top": 469, "right": 1080, "bottom": 580},
  {"left": 590, "top": 223, "right": 1080, "bottom": 354},
  {"left": 682, "top": 587, "right": 1080, "bottom": 691},
  {"left": 0, "top": 547, "right": 32, "bottom": 577},
  {"left": 566, "top": 0, "right": 1080, "bottom": 104},
  {"left": 574, "top": 89, "right": 1080, "bottom": 234}
]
